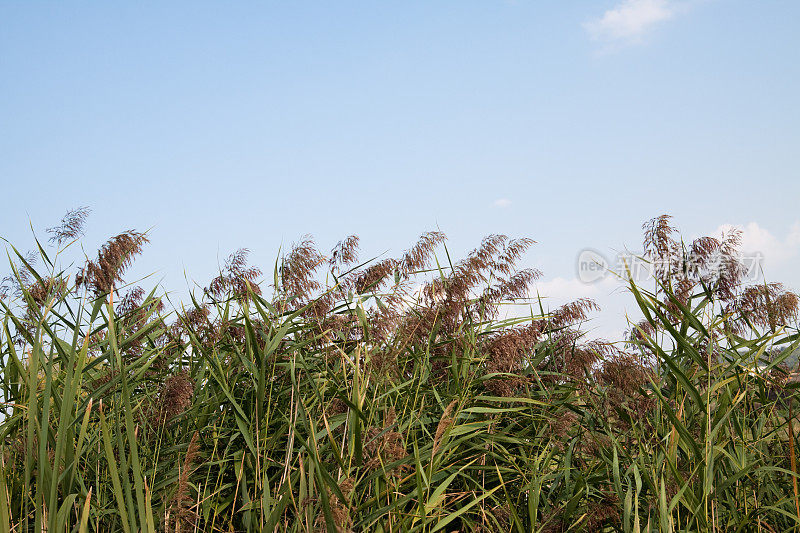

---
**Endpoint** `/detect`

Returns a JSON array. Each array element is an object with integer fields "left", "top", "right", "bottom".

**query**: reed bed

[{"left": 1, "top": 210, "right": 799, "bottom": 532}]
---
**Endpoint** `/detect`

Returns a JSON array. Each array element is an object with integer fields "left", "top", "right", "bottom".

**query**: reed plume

[
  {"left": 280, "top": 235, "right": 325, "bottom": 305},
  {"left": 330, "top": 235, "right": 360, "bottom": 272},
  {"left": 46, "top": 206, "right": 90, "bottom": 245},
  {"left": 208, "top": 248, "right": 262, "bottom": 300},
  {"left": 167, "top": 432, "right": 200, "bottom": 533},
  {"left": 77, "top": 230, "right": 149, "bottom": 295},
  {"left": 731, "top": 282, "right": 799, "bottom": 332},
  {"left": 154, "top": 370, "right": 195, "bottom": 427}
]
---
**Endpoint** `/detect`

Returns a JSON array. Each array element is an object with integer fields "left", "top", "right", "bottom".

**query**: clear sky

[{"left": 2, "top": 1, "right": 800, "bottom": 338}]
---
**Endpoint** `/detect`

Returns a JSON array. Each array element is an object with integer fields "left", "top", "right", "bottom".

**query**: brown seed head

[
  {"left": 47, "top": 206, "right": 90, "bottom": 245},
  {"left": 79, "top": 230, "right": 149, "bottom": 295}
]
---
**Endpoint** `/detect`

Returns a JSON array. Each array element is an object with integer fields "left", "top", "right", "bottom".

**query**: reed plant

[{"left": 1, "top": 210, "right": 799, "bottom": 532}]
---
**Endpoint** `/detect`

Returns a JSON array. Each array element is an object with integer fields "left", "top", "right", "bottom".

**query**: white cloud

[
  {"left": 491, "top": 198, "right": 512, "bottom": 208},
  {"left": 534, "top": 276, "right": 621, "bottom": 305},
  {"left": 715, "top": 221, "right": 800, "bottom": 270},
  {"left": 584, "top": 0, "right": 676, "bottom": 46},
  {"left": 531, "top": 276, "right": 632, "bottom": 340}
]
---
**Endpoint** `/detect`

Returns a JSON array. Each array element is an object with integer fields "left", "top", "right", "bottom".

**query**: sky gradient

[{"left": 2, "top": 0, "right": 800, "bottom": 337}]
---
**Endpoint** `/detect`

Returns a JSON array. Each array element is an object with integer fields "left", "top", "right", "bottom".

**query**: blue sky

[{"left": 2, "top": 1, "right": 800, "bottom": 337}]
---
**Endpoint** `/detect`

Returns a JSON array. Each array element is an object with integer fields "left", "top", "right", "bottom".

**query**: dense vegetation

[{"left": 2, "top": 210, "right": 800, "bottom": 532}]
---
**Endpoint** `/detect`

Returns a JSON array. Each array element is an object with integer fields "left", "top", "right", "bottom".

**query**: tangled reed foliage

[{"left": 2, "top": 209, "right": 800, "bottom": 532}]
